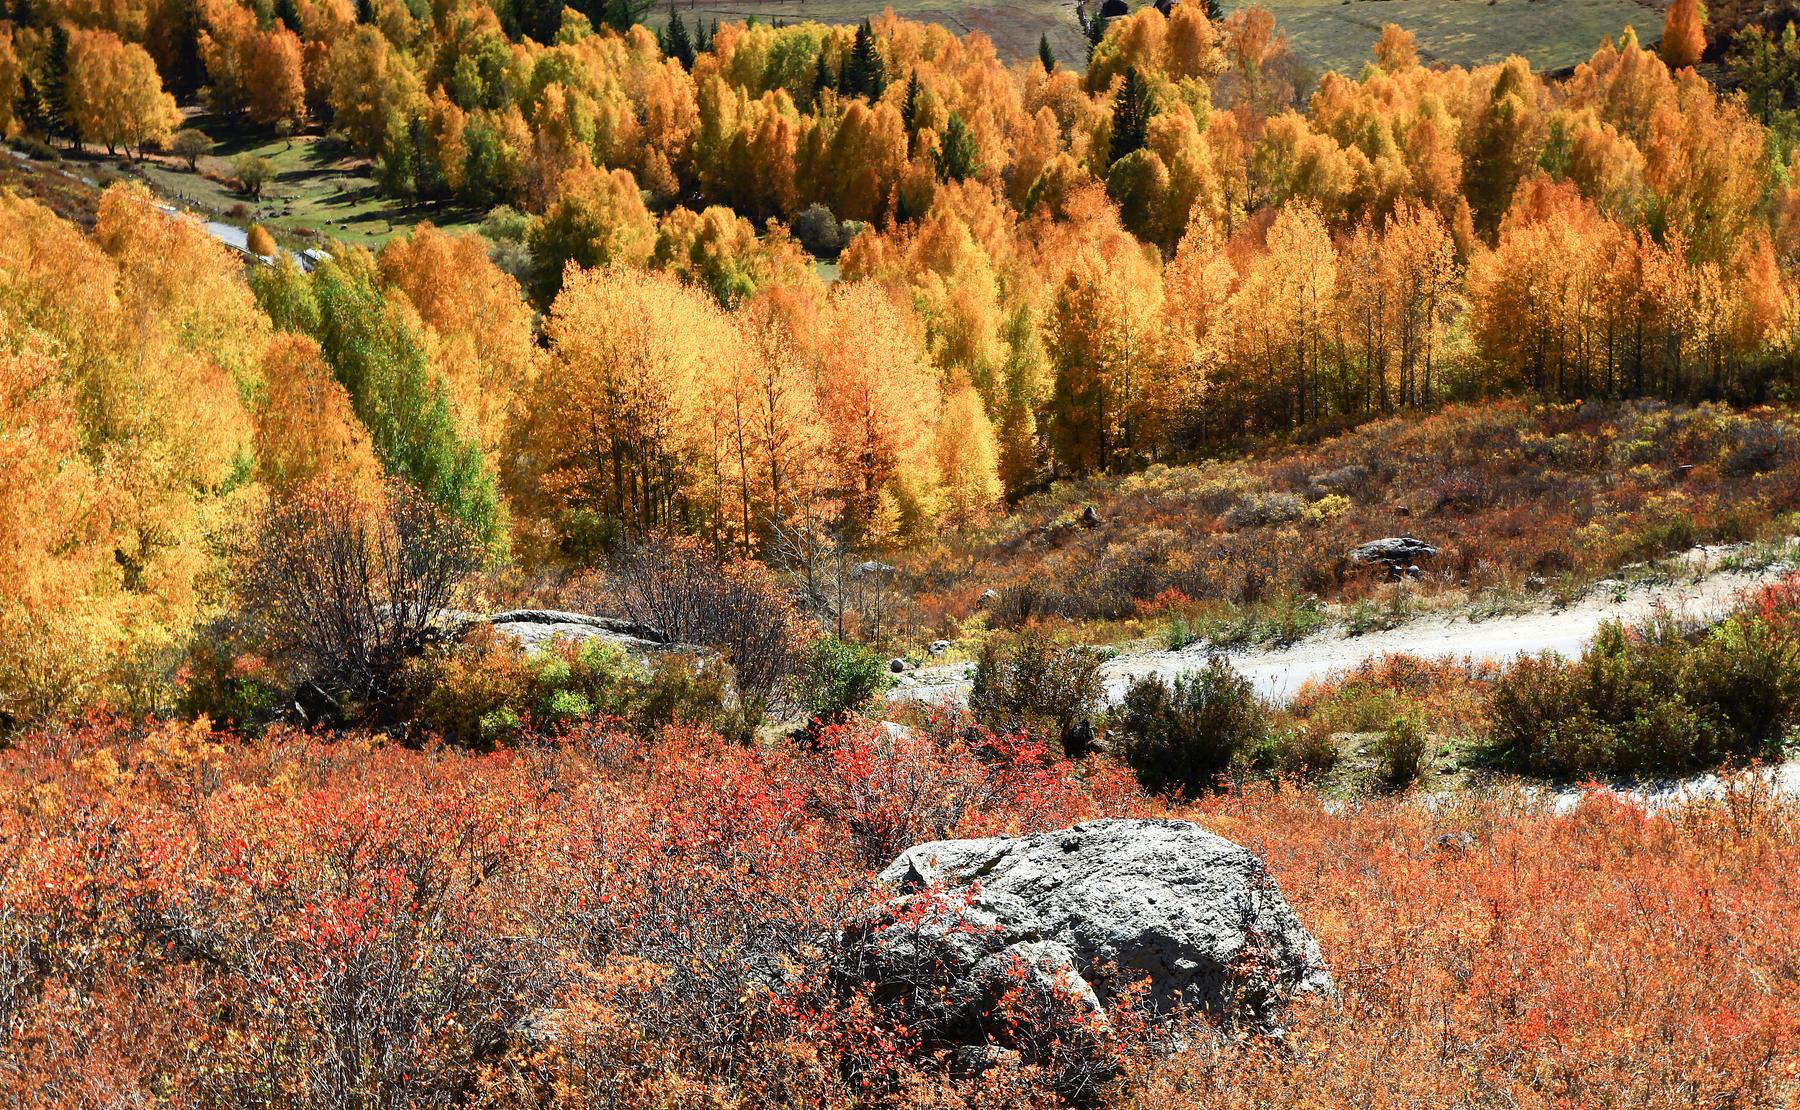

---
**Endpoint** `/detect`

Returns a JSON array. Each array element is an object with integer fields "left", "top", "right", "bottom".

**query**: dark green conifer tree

[
  {"left": 844, "top": 19, "right": 885, "bottom": 100},
  {"left": 35, "top": 24, "right": 70, "bottom": 142},
  {"left": 812, "top": 46, "right": 837, "bottom": 107},
  {"left": 665, "top": 6, "right": 695, "bottom": 68},
  {"left": 936, "top": 111, "right": 980, "bottom": 182},
  {"left": 1039, "top": 33, "right": 1056, "bottom": 72},
  {"left": 901, "top": 69, "right": 920, "bottom": 132},
  {"left": 1109, "top": 66, "right": 1153, "bottom": 166}
]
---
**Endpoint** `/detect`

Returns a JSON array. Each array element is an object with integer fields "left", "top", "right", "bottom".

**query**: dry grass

[{"left": 890, "top": 400, "right": 1800, "bottom": 649}]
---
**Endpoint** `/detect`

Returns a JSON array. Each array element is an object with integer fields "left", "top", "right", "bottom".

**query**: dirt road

[{"left": 894, "top": 542, "right": 1798, "bottom": 707}]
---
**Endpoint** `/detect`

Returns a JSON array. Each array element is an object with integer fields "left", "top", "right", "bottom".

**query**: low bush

[
  {"left": 904, "top": 402, "right": 1800, "bottom": 646},
  {"left": 173, "top": 622, "right": 280, "bottom": 728},
  {"left": 969, "top": 632, "right": 1104, "bottom": 757},
  {"left": 401, "top": 625, "right": 734, "bottom": 747},
  {"left": 1375, "top": 708, "right": 1429, "bottom": 785},
  {"left": 241, "top": 480, "right": 480, "bottom": 720},
  {"left": 1160, "top": 595, "right": 1327, "bottom": 652},
  {"left": 603, "top": 533, "right": 802, "bottom": 722},
  {"left": 794, "top": 635, "right": 891, "bottom": 723},
  {"left": 1484, "top": 585, "right": 1800, "bottom": 777},
  {"left": 791, "top": 203, "right": 848, "bottom": 258},
  {"left": 0, "top": 713, "right": 1796, "bottom": 1107},
  {"left": 1114, "top": 659, "right": 1268, "bottom": 797},
  {"left": 10, "top": 137, "right": 60, "bottom": 163}
]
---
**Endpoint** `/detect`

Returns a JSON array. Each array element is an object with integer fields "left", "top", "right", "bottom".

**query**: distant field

[
  {"left": 1266, "top": 0, "right": 1663, "bottom": 77},
  {"left": 670, "top": 0, "right": 1093, "bottom": 66},
  {"left": 133, "top": 115, "right": 481, "bottom": 252},
  {"left": 668, "top": 0, "right": 1662, "bottom": 74}
]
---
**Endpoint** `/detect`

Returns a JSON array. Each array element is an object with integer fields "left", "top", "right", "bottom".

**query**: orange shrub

[{"left": 0, "top": 714, "right": 1794, "bottom": 1107}]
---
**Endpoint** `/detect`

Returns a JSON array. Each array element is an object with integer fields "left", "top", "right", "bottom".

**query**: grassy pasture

[
  {"left": 133, "top": 114, "right": 481, "bottom": 251},
  {"left": 1267, "top": 0, "right": 1662, "bottom": 78},
  {"left": 663, "top": 0, "right": 1661, "bottom": 75}
]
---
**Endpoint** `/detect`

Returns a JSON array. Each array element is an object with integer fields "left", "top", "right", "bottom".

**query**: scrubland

[{"left": 1, "top": 709, "right": 1795, "bottom": 1107}]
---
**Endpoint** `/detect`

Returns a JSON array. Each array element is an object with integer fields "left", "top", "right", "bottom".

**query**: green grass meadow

[
  {"left": 134, "top": 115, "right": 481, "bottom": 251},
  {"left": 664, "top": 0, "right": 1660, "bottom": 75}
]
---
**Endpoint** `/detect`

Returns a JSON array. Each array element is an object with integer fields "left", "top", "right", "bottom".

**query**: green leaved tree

[{"left": 253, "top": 255, "right": 502, "bottom": 546}]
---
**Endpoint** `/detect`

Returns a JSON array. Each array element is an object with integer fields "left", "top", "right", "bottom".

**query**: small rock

[
  {"left": 852, "top": 560, "right": 897, "bottom": 579},
  {"left": 1062, "top": 718, "right": 1095, "bottom": 759},
  {"left": 1405, "top": 564, "right": 1424, "bottom": 579},
  {"left": 949, "top": 1044, "right": 1021, "bottom": 1081},
  {"left": 1524, "top": 575, "right": 1547, "bottom": 591},
  {"left": 928, "top": 639, "right": 951, "bottom": 656},
  {"left": 1434, "top": 831, "right": 1476, "bottom": 854},
  {"left": 1394, "top": 504, "right": 1411, "bottom": 517},
  {"left": 1080, "top": 504, "right": 1102, "bottom": 528},
  {"left": 1350, "top": 537, "right": 1438, "bottom": 566},
  {"left": 888, "top": 657, "right": 908, "bottom": 673},
  {"left": 976, "top": 588, "right": 999, "bottom": 607}
]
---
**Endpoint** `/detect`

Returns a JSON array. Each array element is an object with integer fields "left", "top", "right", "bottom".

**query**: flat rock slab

[
  {"left": 445, "top": 609, "right": 674, "bottom": 654},
  {"left": 1349, "top": 537, "right": 1439, "bottom": 565}
]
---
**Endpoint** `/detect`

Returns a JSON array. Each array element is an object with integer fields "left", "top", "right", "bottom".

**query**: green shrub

[
  {"left": 796, "top": 636, "right": 891, "bottom": 721},
  {"left": 1376, "top": 708, "right": 1429, "bottom": 785},
  {"left": 634, "top": 653, "right": 737, "bottom": 739},
  {"left": 1115, "top": 658, "right": 1266, "bottom": 797},
  {"left": 174, "top": 625, "right": 281, "bottom": 729},
  {"left": 348, "top": 614, "right": 747, "bottom": 747},
  {"left": 1483, "top": 610, "right": 1800, "bottom": 778},
  {"left": 528, "top": 638, "right": 641, "bottom": 724},
  {"left": 12, "top": 137, "right": 60, "bottom": 163},
  {"left": 968, "top": 632, "right": 1104, "bottom": 756},
  {"left": 1278, "top": 725, "right": 1341, "bottom": 777}
]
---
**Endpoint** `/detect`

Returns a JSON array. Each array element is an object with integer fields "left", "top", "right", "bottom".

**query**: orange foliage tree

[{"left": 1661, "top": 0, "right": 1708, "bottom": 67}]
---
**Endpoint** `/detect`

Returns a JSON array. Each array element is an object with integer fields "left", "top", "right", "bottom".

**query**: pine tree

[
  {"left": 1039, "top": 33, "right": 1056, "bottom": 72},
  {"left": 812, "top": 47, "right": 836, "bottom": 107},
  {"left": 901, "top": 69, "right": 920, "bottom": 132},
  {"left": 1086, "top": 6, "right": 1108, "bottom": 57},
  {"left": 1204, "top": 0, "right": 1223, "bottom": 21},
  {"left": 603, "top": 0, "right": 647, "bottom": 33},
  {"left": 1109, "top": 66, "right": 1152, "bottom": 166},
  {"left": 936, "top": 111, "right": 980, "bottom": 181},
  {"left": 844, "top": 19, "right": 885, "bottom": 100},
  {"left": 36, "top": 24, "right": 70, "bottom": 142},
  {"left": 665, "top": 6, "right": 694, "bottom": 68}
]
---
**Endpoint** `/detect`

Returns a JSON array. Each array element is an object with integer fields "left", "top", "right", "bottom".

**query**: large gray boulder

[{"left": 853, "top": 818, "right": 1330, "bottom": 1049}]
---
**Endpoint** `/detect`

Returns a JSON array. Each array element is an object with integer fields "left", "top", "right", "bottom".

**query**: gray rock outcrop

[
  {"left": 452, "top": 610, "right": 671, "bottom": 654},
  {"left": 851, "top": 818, "right": 1331, "bottom": 1048}
]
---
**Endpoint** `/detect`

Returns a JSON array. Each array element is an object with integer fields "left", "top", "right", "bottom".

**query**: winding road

[{"left": 893, "top": 542, "right": 1800, "bottom": 707}]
